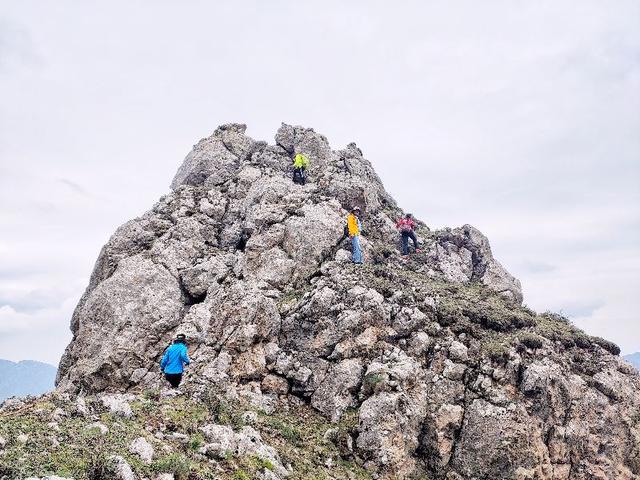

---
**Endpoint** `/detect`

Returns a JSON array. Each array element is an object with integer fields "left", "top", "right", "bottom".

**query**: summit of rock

[{"left": 20, "top": 124, "right": 640, "bottom": 479}]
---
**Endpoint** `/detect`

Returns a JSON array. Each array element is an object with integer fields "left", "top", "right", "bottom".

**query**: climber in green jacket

[{"left": 293, "top": 152, "right": 310, "bottom": 185}]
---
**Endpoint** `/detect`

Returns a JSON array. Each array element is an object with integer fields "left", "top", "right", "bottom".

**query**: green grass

[
  {"left": 151, "top": 453, "right": 192, "bottom": 479},
  {"left": 0, "top": 393, "right": 371, "bottom": 480}
]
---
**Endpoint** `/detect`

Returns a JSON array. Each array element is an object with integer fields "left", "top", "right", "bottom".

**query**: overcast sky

[{"left": 1, "top": 1, "right": 638, "bottom": 365}]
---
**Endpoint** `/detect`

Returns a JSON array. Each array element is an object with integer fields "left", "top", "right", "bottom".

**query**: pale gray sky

[{"left": 1, "top": 1, "right": 639, "bottom": 365}]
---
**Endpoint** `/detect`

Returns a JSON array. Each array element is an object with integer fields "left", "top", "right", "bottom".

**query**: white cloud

[
  {"left": 0, "top": 0, "right": 638, "bottom": 362},
  {"left": 0, "top": 296, "right": 76, "bottom": 365}
]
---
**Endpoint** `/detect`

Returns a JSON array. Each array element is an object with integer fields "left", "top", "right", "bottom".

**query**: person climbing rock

[
  {"left": 160, "top": 333, "right": 191, "bottom": 388},
  {"left": 292, "top": 151, "right": 310, "bottom": 185},
  {"left": 347, "top": 207, "right": 363, "bottom": 264},
  {"left": 397, "top": 213, "right": 420, "bottom": 256}
]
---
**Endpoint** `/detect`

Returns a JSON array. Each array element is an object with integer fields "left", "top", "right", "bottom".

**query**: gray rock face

[
  {"left": 431, "top": 224, "right": 522, "bottom": 303},
  {"left": 109, "top": 454, "right": 136, "bottom": 480},
  {"left": 199, "top": 423, "right": 288, "bottom": 476},
  {"left": 54, "top": 124, "right": 640, "bottom": 479},
  {"left": 99, "top": 393, "right": 134, "bottom": 418},
  {"left": 129, "top": 436, "right": 154, "bottom": 463}
]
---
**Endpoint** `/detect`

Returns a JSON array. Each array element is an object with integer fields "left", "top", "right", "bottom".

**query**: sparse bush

[
  {"left": 252, "top": 456, "right": 274, "bottom": 471},
  {"left": 518, "top": 333, "right": 544, "bottom": 350},
  {"left": 436, "top": 301, "right": 464, "bottom": 326},
  {"left": 202, "top": 390, "right": 245, "bottom": 429},
  {"left": 233, "top": 470, "right": 251, "bottom": 480},
  {"left": 164, "top": 398, "right": 209, "bottom": 434},
  {"left": 590, "top": 336, "right": 621, "bottom": 356},
  {"left": 263, "top": 417, "right": 302, "bottom": 445},
  {"left": 362, "top": 373, "right": 386, "bottom": 395},
  {"left": 534, "top": 312, "right": 579, "bottom": 345},
  {"left": 481, "top": 335, "right": 513, "bottom": 362},
  {"left": 541, "top": 311, "right": 571, "bottom": 324},
  {"left": 152, "top": 453, "right": 192, "bottom": 480},
  {"left": 143, "top": 388, "right": 160, "bottom": 401},
  {"left": 574, "top": 334, "right": 592, "bottom": 350},
  {"left": 188, "top": 433, "right": 204, "bottom": 451},
  {"left": 83, "top": 436, "right": 112, "bottom": 480}
]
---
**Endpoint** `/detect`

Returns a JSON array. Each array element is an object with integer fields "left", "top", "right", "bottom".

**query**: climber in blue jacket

[{"left": 160, "top": 333, "right": 191, "bottom": 388}]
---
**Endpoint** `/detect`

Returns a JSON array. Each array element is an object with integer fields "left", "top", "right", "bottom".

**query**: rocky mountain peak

[{"left": 49, "top": 124, "right": 640, "bottom": 479}]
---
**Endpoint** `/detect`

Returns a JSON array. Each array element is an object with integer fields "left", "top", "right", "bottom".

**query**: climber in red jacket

[{"left": 396, "top": 213, "right": 420, "bottom": 256}]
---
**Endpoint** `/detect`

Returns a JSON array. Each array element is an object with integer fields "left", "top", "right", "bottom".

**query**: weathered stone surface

[
  {"left": 99, "top": 393, "right": 134, "bottom": 418},
  {"left": 199, "top": 423, "right": 288, "bottom": 475},
  {"left": 109, "top": 454, "right": 136, "bottom": 480},
  {"left": 311, "top": 358, "right": 363, "bottom": 421},
  {"left": 451, "top": 400, "right": 550, "bottom": 478},
  {"left": 129, "top": 436, "right": 154, "bottom": 463},
  {"left": 50, "top": 124, "right": 640, "bottom": 479},
  {"left": 84, "top": 421, "right": 109, "bottom": 435},
  {"left": 432, "top": 225, "right": 522, "bottom": 303}
]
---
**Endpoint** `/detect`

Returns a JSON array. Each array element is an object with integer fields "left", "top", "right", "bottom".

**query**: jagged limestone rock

[
  {"left": 46, "top": 124, "right": 640, "bottom": 479},
  {"left": 129, "top": 436, "right": 154, "bottom": 463}
]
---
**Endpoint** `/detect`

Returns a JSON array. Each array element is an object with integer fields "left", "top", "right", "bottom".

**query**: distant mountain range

[
  {"left": 0, "top": 359, "right": 57, "bottom": 402},
  {"left": 623, "top": 352, "right": 640, "bottom": 370}
]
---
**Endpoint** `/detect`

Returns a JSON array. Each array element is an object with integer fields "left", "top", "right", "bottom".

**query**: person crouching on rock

[
  {"left": 397, "top": 213, "right": 420, "bottom": 257},
  {"left": 160, "top": 333, "right": 191, "bottom": 389},
  {"left": 292, "top": 150, "right": 310, "bottom": 185},
  {"left": 347, "top": 207, "right": 363, "bottom": 264}
]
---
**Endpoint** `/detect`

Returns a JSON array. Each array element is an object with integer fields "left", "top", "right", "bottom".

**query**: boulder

[{"left": 129, "top": 436, "right": 154, "bottom": 463}]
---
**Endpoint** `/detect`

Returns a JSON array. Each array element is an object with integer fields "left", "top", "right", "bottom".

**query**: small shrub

[
  {"left": 364, "top": 374, "right": 385, "bottom": 388},
  {"left": 143, "top": 388, "right": 160, "bottom": 401},
  {"left": 233, "top": 470, "right": 251, "bottom": 480},
  {"left": 590, "top": 336, "right": 621, "bottom": 356},
  {"left": 202, "top": 389, "right": 243, "bottom": 427},
  {"left": 0, "top": 464, "right": 21, "bottom": 480},
  {"left": 481, "top": 336, "right": 512, "bottom": 362},
  {"left": 518, "top": 333, "right": 544, "bottom": 350},
  {"left": 541, "top": 311, "right": 571, "bottom": 324},
  {"left": 573, "top": 334, "right": 592, "bottom": 350},
  {"left": 152, "top": 453, "right": 192, "bottom": 480},
  {"left": 436, "top": 301, "right": 464, "bottom": 326},
  {"left": 188, "top": 433, "right": 204, "bottom": 451},
  {"left": 164, "top": 399, "right": 209, "bottom": 434},
  {"left": 86, "top": 455, "right": 110, "bottom": 480},
  {"left": 261, "top": 458, "right": 275, "bottom": 471},
  {"left": 264, "top": 417, "right": 302, "bottom": 445}
]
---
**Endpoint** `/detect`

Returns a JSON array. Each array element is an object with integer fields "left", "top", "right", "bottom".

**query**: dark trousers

[
  {"left": 401, "top": 231, "right": 418, "bottom": 255},
  {"left": 293, "top": 167, "right": 306, "bottom": 185},
  {"left": 164, "top": 373, "right": 183, "bottom": 388}
]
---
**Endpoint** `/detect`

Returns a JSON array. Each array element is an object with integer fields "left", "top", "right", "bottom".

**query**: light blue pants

[{"left": 351, "top": 235, "right": 363, "bottom": 264}]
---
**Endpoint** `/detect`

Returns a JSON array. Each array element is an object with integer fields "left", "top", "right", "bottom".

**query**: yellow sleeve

[{"left": 347, "top": 214, "right": 359, "bottom": 236}]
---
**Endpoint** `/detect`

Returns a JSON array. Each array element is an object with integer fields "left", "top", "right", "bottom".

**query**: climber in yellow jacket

[
  {"left": 293, "top": 152, "right": 310, "bottom": 185},
  {"left": 347, "top": 207, "right": 363, "bottom": 264}
]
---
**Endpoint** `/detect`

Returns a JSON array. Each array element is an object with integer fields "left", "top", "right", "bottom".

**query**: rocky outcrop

[{"left": 51, "top": 124, "right": 640, "bottom": 479}]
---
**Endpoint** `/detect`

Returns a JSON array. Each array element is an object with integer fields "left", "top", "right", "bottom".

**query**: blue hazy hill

[
  {"left": 623, "top": 352, "right": 640, "bottom": 370},
  {"left": 0, "top": 359, "right": 57, "bottom": 402}
]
